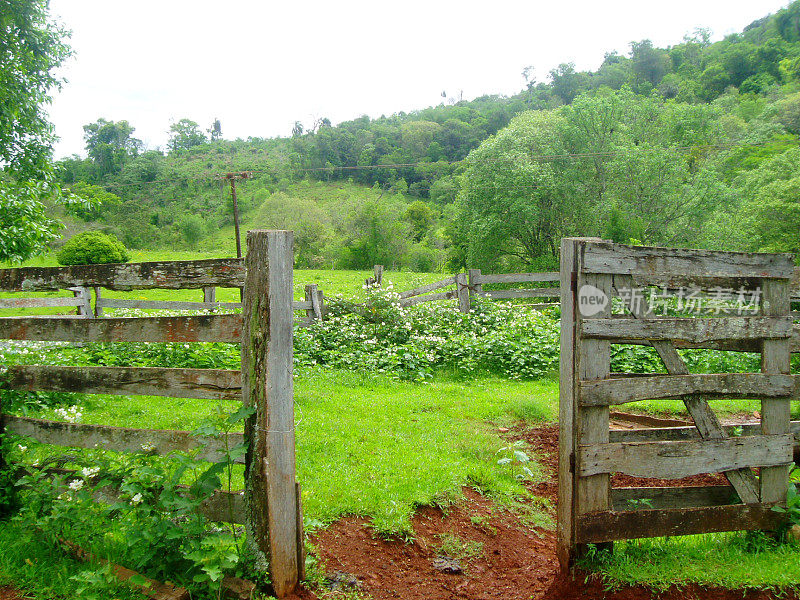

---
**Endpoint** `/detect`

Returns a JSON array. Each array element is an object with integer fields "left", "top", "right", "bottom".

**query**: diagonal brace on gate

[{"left": 611, "top": 274, "right": 760, "bottom": 504}]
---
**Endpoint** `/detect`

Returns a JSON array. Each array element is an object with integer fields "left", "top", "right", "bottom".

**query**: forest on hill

[{"left": 54, "top": 1, "right": 800, "bottom": 271}]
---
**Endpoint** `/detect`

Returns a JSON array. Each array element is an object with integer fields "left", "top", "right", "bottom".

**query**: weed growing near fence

[{"left": 1, "top": 405, "right": 262, "bottom": 598}]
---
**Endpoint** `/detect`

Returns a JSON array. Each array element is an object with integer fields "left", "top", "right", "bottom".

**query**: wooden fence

[
  {"left": 0, "top": 230, "right": 303, "bottom": 597},
  {"left": 376, "top": 265, "right": 560, "bottom": 312},
  {"left": 0, "top": 270, "right": 325, "bottom": 327},
  {"left": 558, "top": 238, "right": 800, "bottom": 570}
]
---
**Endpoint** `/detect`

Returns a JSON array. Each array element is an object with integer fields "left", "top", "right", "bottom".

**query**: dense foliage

[
  {"left": 56, "top": 230, "right": 129, "bottom": 265},
  {"left": 0, "top": 0, "right": 81, "bottom": 263}
]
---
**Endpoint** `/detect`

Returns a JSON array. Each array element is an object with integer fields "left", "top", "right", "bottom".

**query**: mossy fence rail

[
  {"left": 0, "top": 230, "right": 303, "bottom": 598},
  {"left": 558, "top": 238, "right": 800, "bottom": 570},
  {"left": 0, "top": 269, "right": 325, "bottom": 327}
]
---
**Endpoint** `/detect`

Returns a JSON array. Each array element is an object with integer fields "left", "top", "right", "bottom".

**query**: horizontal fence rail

[
  {"left": 5, "top": 415, "right": 245, "bottom": 464},
  {"left": 1, "top": 365, "right": 242, "bottom": 401},
  {"left": 0, "top": 259, "right": 246, "bottom": 292}
]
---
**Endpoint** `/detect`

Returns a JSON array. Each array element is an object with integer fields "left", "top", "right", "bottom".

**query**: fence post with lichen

[{"left": 241, "top": 230, "right": 300, "bottom": 597}]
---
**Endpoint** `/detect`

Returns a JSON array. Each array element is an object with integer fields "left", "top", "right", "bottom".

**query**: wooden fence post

[
  {"left": 468, "top": 269, "right": 482, "bottom": 310},
  {"left": 557, "top": 239, "right": 578, "bottom": 570},
  {"left": 70, "top": 287, "right": 92, "bottom": 318},
  {"left": 241, "top": 230, "right": 299, "bottom": 597},
  {"left": 316, "top": 289, "right": 326, "bottom": 320},
  {"left": 365, "top": 265, "right": 384, "bottom": 288},
  {"left": 93, "top": 287, "right": 103, "bottom": 317},
  {"left": 455, "top": 273, "right": 470, "bottom": 313},
  {"left": 760, "top": 278, "right": 791, "bottom": 504},
  {"left": 203, "top": 286, "right": 216, "bottom": 310},
  {"left": 305, "top": 284, "right": 321, "bottom": 321}
]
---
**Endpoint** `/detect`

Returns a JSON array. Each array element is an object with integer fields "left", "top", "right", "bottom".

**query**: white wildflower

[
  {"left": 68, "top": 479, "right": 84, "bottom": 492},
  {"left": 17, "top": 445, "right": 26, "bottom": 452},
  {"left": 141, "top": 442, "right": 156, "bottom": 452},
  {"left": 131, "top": 493, "right": 143, "bottom": 505},
  {"left": 81, "top": 466, "right": 100, "bottom": 479}
]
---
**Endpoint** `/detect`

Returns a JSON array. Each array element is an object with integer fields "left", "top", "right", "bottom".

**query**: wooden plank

[
  {"left": 476, "top": 272, "right": 560, "bottom": 284},
  {"left": 581, "top": 316, "right": 793, "bottom": 343},
  {"left": 0, "top": 297, "right": 84, "bottom": 309},
  {"left": 0, "top": 314, "right": 242, "bottom": 343},
  {"left": 96, "top": 298, "right": 242, "bottom": 311},
  {"left": 71, "top": 287, "right": 92, "bottom": 318},
  {"left": 4, "top": 415, "right": 244, "bottom": 463},
  {"left": 576, "top": 271, "right": 612, "bottom": 521},
  {"left": 576, "top": 504, "right": 785, "bottom": 543},
  {"left": 609, "top": 421, "right": 800, "bottom": 443},
  {"left": 456, "top": 272, "right": 470, "bottom": 313},
  {"left": 468, "top": 269, "right": 482, "bottom": 311},
  {"left": 582, "top": 241, "right": 794, "bottom": 280},
  {"left": 578, "top": 434, "right": 793, "bottom": 479},
  {"left": 611, "top": 485, "right": 739, "bottom": 510},
  {"left": 241, "top": 230, "right": 298, "bottom": 597},
  {"left": 306, "top": 284, "right": 322, "bottom": 320},
  {"left": 580, "top": 373, "right": 795, "bottom": 406},
  {"left": 2, "top": 365, "right": 242, "bottom": 401},
  {"left": 57, "top": 536, "right": 190, "bottom": 600},
  {"left": 398, "top": 290, "right": 456, "bottom": 306},
  {"left": 476, "top": 288, "right": 560, "bottom": 299},
  {"left": 612, "top": 273, "right": 761, "bottom": 504},
  {"left": 397, "top": 276, "right": 456, "bottom": 299},
  {"left": 0, "top": 258, "right": 245, "bottom": 292},
  {"left": 92, "top": 481, "right": 245, "bottom": 524},
  {"left": 761, "top": 278, "right": 792, "bottom": 504},
  {"left": 557, "top": 238, "right": 578, "bottom": 570},
  {"left": 292, "top": 300, "right": 313, "bottom": 311}
]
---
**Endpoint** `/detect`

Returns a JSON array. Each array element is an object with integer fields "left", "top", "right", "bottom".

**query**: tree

[
  {"left": 208, "top": 118, "right": 222, "bottom": 141},
  {"left": 0, "top": 0, "right": 76, "bottom": 263},
  {"left": 83, "top": 119, "right": 142, "bottom": 175},
  {"left": 167, "top": 119, "right": 207, "bottom": 152},
  {"left": 459, "top": 110, "right": 583, "bottom": 270},
  {"left": 629, "top": 40, "right": 670, "bottom": 89},
  {"left": 178, "top": 214, "right": 205, "bottom": 247}
]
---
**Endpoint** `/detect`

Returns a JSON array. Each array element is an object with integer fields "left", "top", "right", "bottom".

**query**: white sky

[{"left": 48, "top": 0, "right": 790, "bottom": 159}]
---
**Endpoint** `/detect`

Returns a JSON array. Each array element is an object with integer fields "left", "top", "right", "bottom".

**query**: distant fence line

[{"left": 368, "top": 266, "right": 560, "bottom": 313}]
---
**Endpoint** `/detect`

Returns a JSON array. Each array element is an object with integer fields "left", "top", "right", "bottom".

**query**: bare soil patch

[{"left": 304, "top": 424, "right": 797, "bottom": 600}]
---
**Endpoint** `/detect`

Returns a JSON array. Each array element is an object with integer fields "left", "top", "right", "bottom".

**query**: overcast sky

[{"left": 47, "top": 0, "right": 790, "bottom": 159}]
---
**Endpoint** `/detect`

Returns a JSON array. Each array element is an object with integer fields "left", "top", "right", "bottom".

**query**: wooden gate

[
  {"left": 558, "top": 238, "right": 798, "bottom": 568},
  {"left": 0, "top": 230, "right": 302, "bottom": 597}
]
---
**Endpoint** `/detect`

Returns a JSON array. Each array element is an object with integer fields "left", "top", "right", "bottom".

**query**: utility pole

[{"left": 220, "top": 171, "right": 251, "bottom": 258}]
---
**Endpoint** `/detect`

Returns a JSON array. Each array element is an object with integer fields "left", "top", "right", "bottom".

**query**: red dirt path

[{"left": 296, "top": 424, "right": 795, "bottom": 600}]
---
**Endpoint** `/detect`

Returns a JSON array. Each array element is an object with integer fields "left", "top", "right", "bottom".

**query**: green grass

[
  {"left": 0, "top": 521, "right": 146, "bottom": 599},
  {"left": 580, "top": 532, "right": 800, "bottom": 593}
]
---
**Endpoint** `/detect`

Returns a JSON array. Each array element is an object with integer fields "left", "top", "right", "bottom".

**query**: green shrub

[{"left": 56, "top": 230, "right": 130, "bottom": 265}]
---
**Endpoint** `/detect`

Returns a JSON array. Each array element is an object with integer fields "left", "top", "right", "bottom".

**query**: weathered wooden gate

[
  {"left": 0, "top": 230, "right": 302, "bottom": 597},
  {"left": 558, "top": 238, "right": 798, "bottom": 568}
]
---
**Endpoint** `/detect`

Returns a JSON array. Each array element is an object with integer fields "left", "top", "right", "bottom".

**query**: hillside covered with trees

[{"left": 52, "top": 1, "right": 800, "bottom": 271}]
